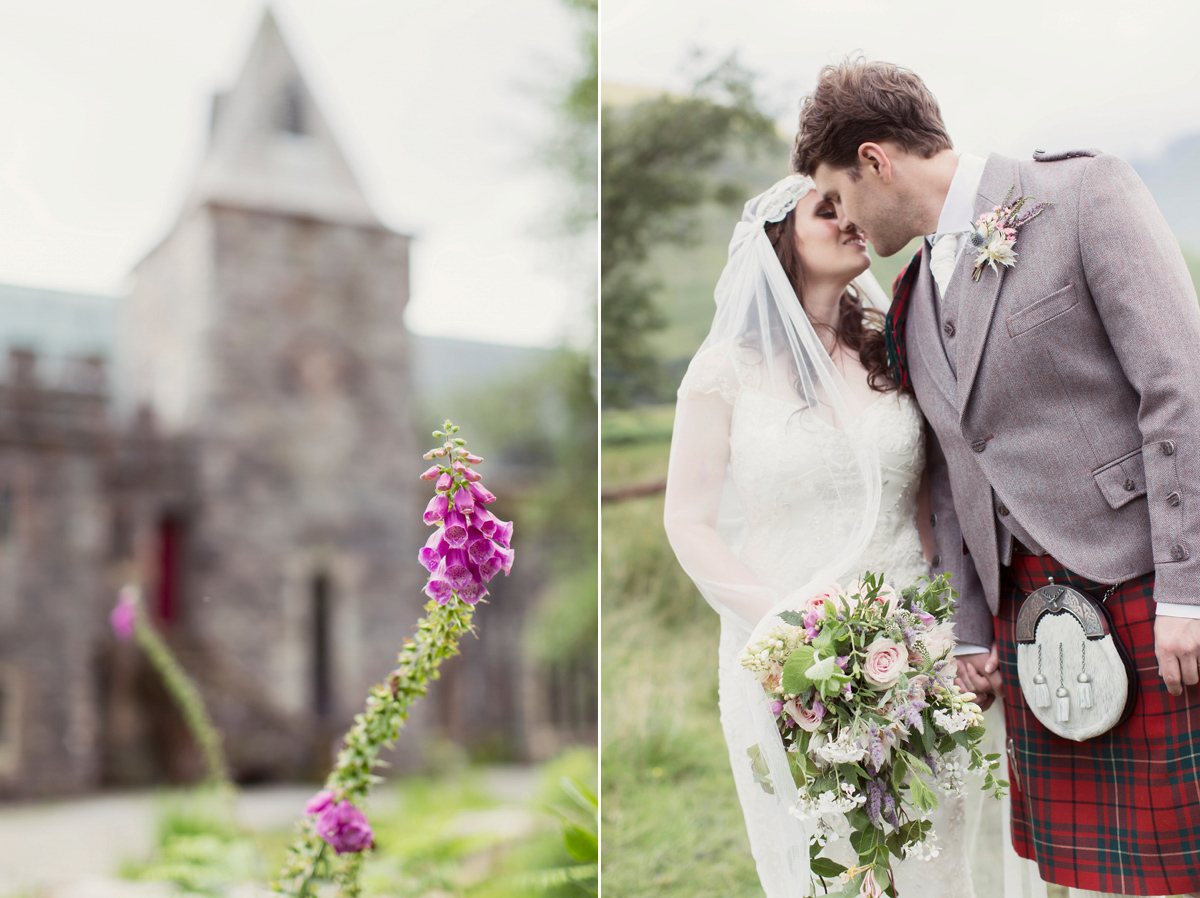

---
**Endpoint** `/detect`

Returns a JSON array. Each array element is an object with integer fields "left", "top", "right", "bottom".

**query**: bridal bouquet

[{"left": 740, "top": 573, "right": 1005, "bottom": 898}]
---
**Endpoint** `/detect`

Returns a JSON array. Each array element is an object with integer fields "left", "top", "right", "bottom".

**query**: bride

[{"left": 662, "top": 174, "right": 1041, "bottom": 898}]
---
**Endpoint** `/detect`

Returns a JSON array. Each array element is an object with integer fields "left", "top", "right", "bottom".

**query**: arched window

[{"left": 311, "top": 570, "right": 333, "bottom": 718}]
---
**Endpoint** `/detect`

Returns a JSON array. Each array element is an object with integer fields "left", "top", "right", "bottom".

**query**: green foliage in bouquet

[{"left": 741, "top": 573, "right": 1005, "bottom": 898}]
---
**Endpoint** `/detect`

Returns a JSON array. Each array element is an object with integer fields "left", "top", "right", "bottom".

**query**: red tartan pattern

[
  {"left": 995, "top": 554, "right": 1200, "bottom": 894},
  {"left": 883, "top": 246, "right": 923, "bottom": 391}
]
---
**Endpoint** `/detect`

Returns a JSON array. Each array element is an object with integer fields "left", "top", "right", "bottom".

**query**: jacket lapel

[
  {"left": 954, "top": 154, "right": 1020, "bottom": 416},
  {"left": 908, "top": 240, "right": 958, "bottom": 408}
]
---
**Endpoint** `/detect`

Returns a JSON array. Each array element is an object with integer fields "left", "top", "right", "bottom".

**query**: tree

[{"left": 601, "top": 56, "right": 776, "bottom": 406}]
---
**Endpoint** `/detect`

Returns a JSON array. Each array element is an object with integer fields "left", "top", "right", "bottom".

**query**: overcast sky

[
  {"left": 0, "top": 1, "right": 590, "bottom": 348},
  {"left": 602, "top": 0, "right": 1200, "bottom": 164}
]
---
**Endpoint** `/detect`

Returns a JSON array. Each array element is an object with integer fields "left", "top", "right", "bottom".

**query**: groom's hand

[
  {"left": 1154, "top": 615, "right": 1200, "bottom": 696},
  {"left": 955, "top": 644, "right": 1003, "bottom": 711}
]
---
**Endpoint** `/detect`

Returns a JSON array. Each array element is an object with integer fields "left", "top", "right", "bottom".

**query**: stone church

[{"left": 0, "top": 11, "right": 591, "bottom": 800}]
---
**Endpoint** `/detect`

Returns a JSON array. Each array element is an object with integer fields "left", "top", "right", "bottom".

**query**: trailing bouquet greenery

[
  {"left": 273, "top": 421, "right": 514, "bottom": 898},
  {"left": 740, "top": 573, "right": 1005, "bottom": 898}
]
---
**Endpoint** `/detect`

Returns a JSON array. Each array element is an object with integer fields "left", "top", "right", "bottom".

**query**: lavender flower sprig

[{"left": 273, "top": 421, "right": 514, "bottom": 898}]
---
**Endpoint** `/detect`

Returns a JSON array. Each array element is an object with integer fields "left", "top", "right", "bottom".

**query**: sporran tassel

[
  {"left": 1077, "top": 673, "right": 1093, "bottom": 709},
  {"left": 1077, "top": 642, "right": 1093, "bottom": 709},
  {"left": 1034, "top": 676, "right": 1051, "bottom": 708},
  {"left": 1056, "top": 686, "right": 1070, "bottom": 722},
  {"left": 1034, "top": 643, "right": 1051, "bottom": 708}
]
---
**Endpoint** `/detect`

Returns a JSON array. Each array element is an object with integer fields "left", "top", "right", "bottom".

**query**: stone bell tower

[{"left": 117, "top": 9, "right": 425, "bottom": 775}]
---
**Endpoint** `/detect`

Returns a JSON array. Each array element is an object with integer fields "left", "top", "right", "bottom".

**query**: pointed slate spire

[{"left": 187, "top": 8, "right": 381, "bottom": 228}]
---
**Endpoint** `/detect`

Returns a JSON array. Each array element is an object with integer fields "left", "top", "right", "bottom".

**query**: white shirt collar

[{"left": 930, "top": 152, "right": 987, "bottom": 241}]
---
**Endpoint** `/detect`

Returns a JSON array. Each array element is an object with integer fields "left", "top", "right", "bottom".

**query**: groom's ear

[{"left": 857, "top": 142, "right": 893, "bottom": 184}]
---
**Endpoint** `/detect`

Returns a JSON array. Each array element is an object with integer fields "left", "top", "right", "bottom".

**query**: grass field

[{"left": 601, "top": 422, "right": 762, "bottom": 897}]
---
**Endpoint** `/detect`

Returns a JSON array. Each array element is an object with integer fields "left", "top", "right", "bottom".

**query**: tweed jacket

[{"left": 903, "top": 151, "right": 1200, "bottom": 647}]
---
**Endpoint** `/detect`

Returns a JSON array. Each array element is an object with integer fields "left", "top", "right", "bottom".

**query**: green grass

[
  {"left": 601, "top": 482, "right": 762, "bottom": 898},
  {"left": 119, "top": 755, "right": 597, "bottom": 898}
]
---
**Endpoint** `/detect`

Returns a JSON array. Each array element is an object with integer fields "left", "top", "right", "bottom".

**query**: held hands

[
  {"left": 1154, "top": 614, "right": 1200, "bottom": 696},
  {"left": 954, "top": 644, "right": 1003, "bottom": 712}
]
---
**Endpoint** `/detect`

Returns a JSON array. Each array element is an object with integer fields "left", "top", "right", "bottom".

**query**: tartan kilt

[{"left": 996, "top": 554, "right": 1200, "bottom": 894}]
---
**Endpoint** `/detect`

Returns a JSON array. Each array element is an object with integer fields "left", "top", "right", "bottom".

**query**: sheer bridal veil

[{"left": 664, "top": 174, "right": 889, "bottom": 897}]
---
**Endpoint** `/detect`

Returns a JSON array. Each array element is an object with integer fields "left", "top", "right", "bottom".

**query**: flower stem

[
  {"left": 133, "top": 608, "right": 232, "bottom": 790},
  {"left": 271, "top": 597, "right": 477, "bottom": 895}
]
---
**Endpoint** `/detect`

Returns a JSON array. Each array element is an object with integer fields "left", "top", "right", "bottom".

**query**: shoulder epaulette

[{"left": 1032, "top": 148, "right": 1101, "bottom": 162}]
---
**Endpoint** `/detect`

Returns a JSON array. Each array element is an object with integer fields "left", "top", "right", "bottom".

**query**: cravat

[{"left": 929, "top": 232, "right": 960, "bottom": 299}]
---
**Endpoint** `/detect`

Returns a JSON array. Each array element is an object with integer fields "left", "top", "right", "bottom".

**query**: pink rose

[
  {"left": 801, "top": 584, "right": 841, "bottom": 619},
  {"left": 873, "top": 583, "right": 900, "bottom": 613},
  {"left": 782, "top": 698, "right": 825, "bottom": 732},
  {"left": 922, "top": 621, "right": 958, "bottom": 663},
  {"left": 863, "top": 636, "right": 909, "bottom": 690},
  {"left": 764, "top": 662, "right": 783, "bottom": 692}
]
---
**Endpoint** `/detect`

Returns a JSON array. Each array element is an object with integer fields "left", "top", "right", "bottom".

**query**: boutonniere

[{"left": 968, "top": 187, "right": 1052, "bottom": 281}]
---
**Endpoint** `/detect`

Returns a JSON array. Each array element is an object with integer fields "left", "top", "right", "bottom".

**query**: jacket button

[
  {"left": 971, "top": 439, "right": 987, "bottom": 453},
  {"left": 1171, "top": 543, "right": 1190, "bottom": 561},
  {"left": 932, "top": 554, "right": 941, "bottom": 567},
  {"left": 930, "top": 513, "right": 938, "bottom": 527},
  {"left": 1162, "top": 440, "right": 1176, "bottom": 456},
  {"left": 1124, "top": 479, "right": 1135, "bottom": 491},
  {"left": 1167, "top": 492, "right": 1181, "bottom": 507},
  {"left": 943, "top": 322, "right": 956, "bottom": 337},
  {"left": 998, "top": 504, "right": 1010, "bottom": 516}
]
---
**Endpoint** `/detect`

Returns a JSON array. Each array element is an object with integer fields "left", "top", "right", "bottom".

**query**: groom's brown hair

[{"left": 792, "top": 58, "right": 952, "bottom": 179}]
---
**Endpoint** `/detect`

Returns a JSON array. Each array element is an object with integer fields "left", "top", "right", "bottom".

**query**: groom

[{"left": 793, "top": 59, "right": 1200, "bottom": 897}]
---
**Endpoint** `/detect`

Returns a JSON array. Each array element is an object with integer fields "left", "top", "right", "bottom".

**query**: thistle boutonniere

[{"left": 968, "top": 187, "right": 1052, "bottom": 281}]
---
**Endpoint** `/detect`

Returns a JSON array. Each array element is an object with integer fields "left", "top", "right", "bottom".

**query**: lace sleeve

[
  {"left": 678, "top": 340, "right": 759, "bottom": 404},
  {"left": 679, "top": 341, "right": 739, "bottom": 404}
]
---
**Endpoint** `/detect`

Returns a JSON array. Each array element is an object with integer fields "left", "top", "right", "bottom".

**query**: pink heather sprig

[
  {"left": 274, "top": 421, "right": 514, "bottom": 898},
  {"left": 419, "top": 422, "right": 513, "bottom": 607}
]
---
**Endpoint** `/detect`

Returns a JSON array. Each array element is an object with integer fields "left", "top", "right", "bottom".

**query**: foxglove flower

[
  {"left": 305, "top": 790, "right": 335, "bottom": 815},
  {"left": 423, "top": 493, "right": 449, "bottom": 525},
  {"left": 442, "top": 510, "right": 470, "bottom": 548},
  {"left": 111, "top": 587, "right": 138, "bottom": 641},
  {"left": 313, "top": 800, "right": 374, "bottom": 855},
  {"left": 417, "top": 423, "right": 512, "bottom": 606}
]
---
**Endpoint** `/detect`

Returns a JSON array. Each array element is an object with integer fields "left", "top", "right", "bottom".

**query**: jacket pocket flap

[
  {"left": 1006, "top": 283, "right": 1078, "bottom": 338},
  {"left": 1092, "top": 447, "right": 1147, "bottom": 509}
]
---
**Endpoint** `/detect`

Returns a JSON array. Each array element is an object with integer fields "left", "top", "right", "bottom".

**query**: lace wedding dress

[{"left": 705, "top": 343, "right": 974, "bottom": 897}]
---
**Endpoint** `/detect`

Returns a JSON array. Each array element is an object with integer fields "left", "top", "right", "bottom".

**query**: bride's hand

[{"left": 955, "top": 645, "right": 1002, "bottom": 710}]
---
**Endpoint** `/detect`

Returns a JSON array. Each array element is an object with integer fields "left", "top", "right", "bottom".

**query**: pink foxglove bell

[{"left": 417, "top": 422, "right": 513, "bottom": 607}]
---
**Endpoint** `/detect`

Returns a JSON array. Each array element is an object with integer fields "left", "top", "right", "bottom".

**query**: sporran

[{"left": 1014, "top": 578, "right": 1137, "bottom": 741}]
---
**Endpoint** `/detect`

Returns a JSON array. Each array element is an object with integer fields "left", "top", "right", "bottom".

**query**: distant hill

[
  {"left": 0, "top": 282, "right": 550, "bottom": 402},
  {"left": 1132, "top": 133, "right": 1200, "bottom": 252}
]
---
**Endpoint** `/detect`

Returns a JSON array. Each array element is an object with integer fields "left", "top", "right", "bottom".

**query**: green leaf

[
  {"left": 907, "top": 755, "right": 933, "bottom": 776},
  {"left": 892, "top": 754, "right": 908, "bottom": 783},
  {"left": 783, "top": 645, "right": 817, "bottom": 695},
  {"left": 810, "top": 857, "right": 849, "bottom": 879},
  {"left": 779, "top": 611, "right": 806, "bottom": 626},
  {"left": 909, "top": 776, "right": 939, "bottom": 814},
  {"left": 563, "top": 824, "right": 597, "bottom": 862}
]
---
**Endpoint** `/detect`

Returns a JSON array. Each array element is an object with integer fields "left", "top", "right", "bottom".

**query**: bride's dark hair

[{"left": 764, "top": 206, "right": 898, "bottom": 394}]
